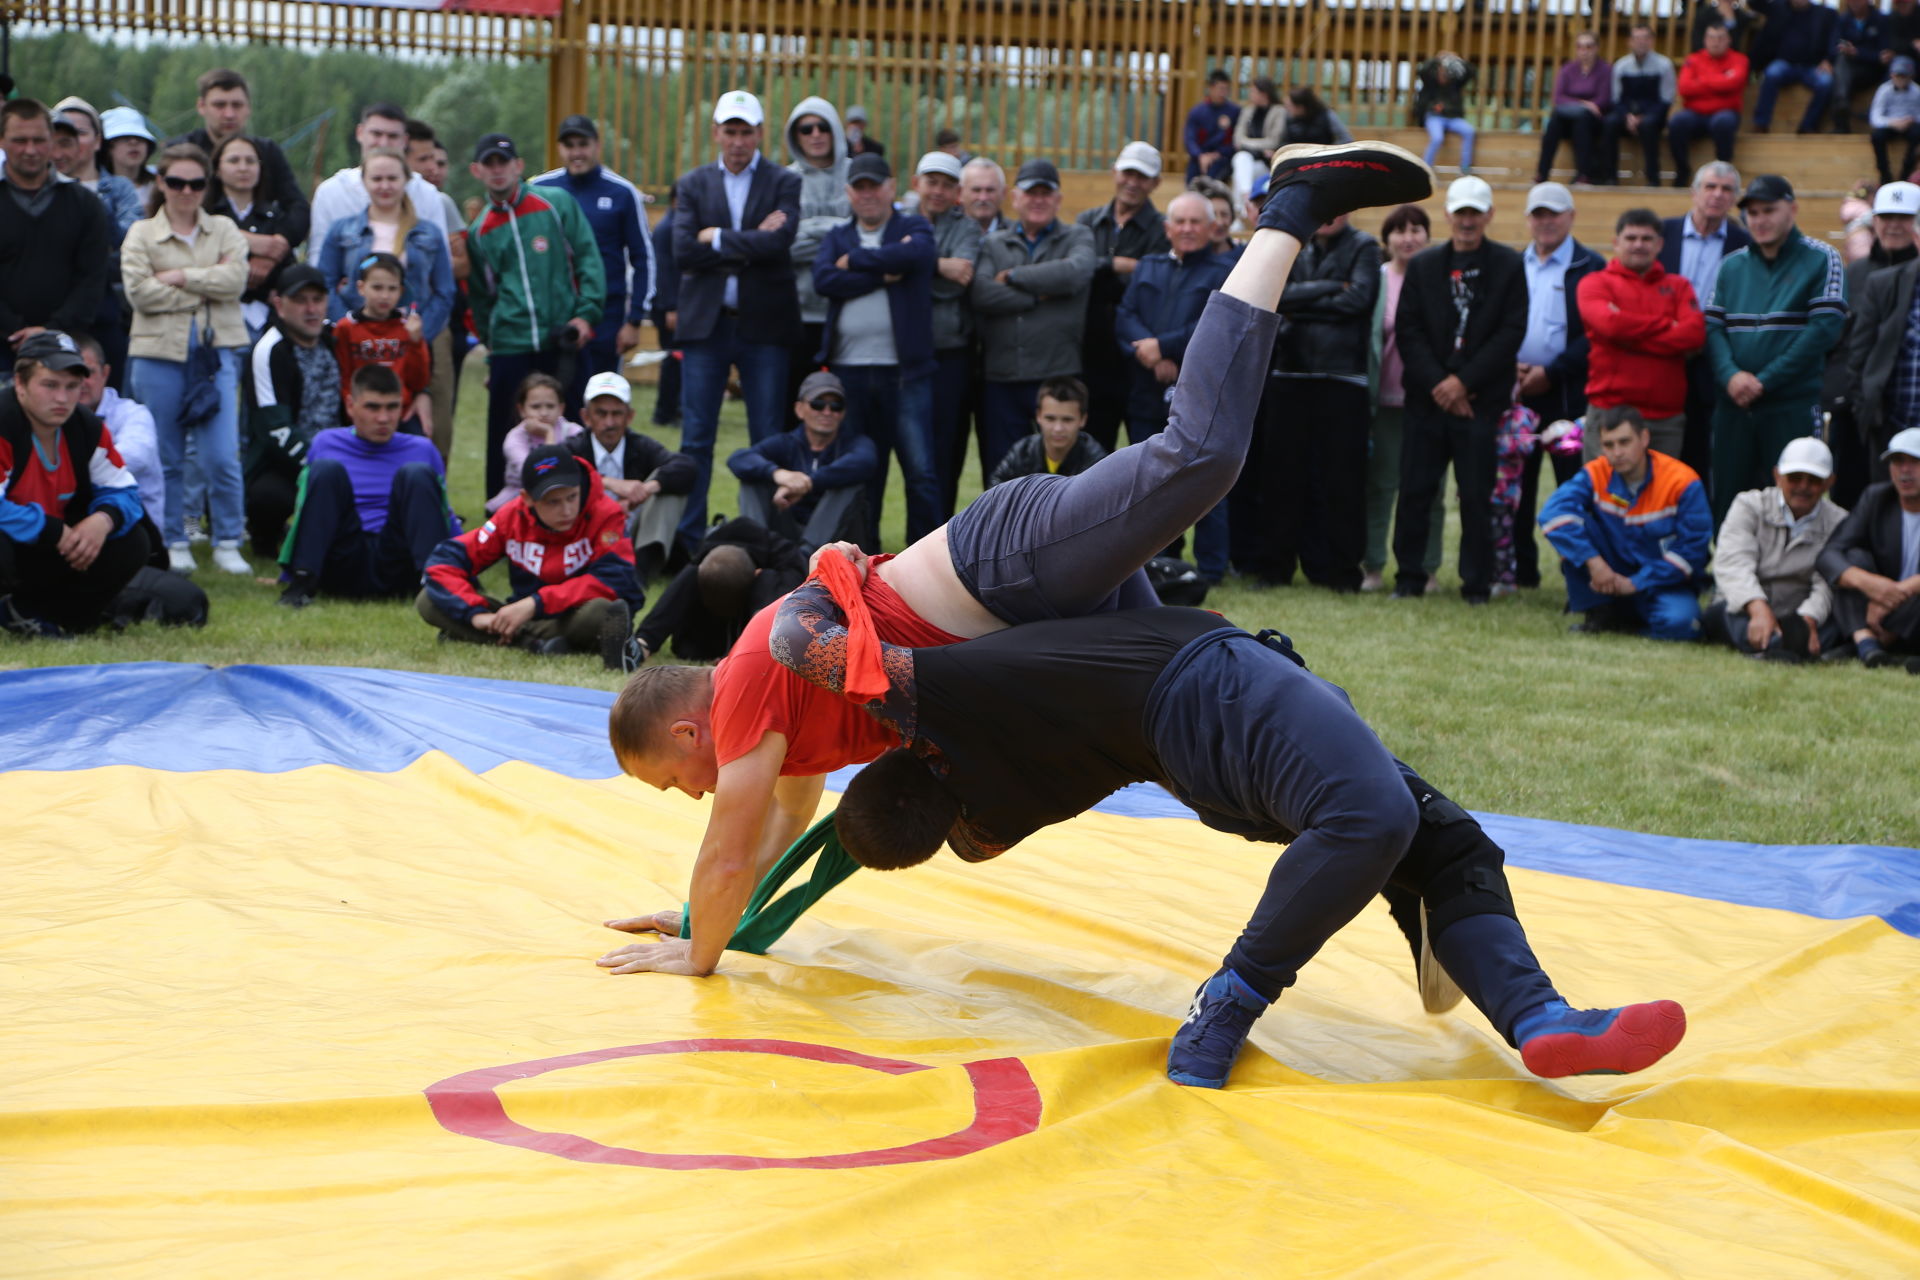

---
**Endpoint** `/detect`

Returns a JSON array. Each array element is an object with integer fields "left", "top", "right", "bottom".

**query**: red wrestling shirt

[{"left": 711, "top": 557, "right": 963, "bottom": 775}]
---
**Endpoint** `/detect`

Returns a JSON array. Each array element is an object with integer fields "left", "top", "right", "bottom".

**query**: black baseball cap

[
  {"left": 557, "top": 114, "right": 599, "bottom": 142},
  {"left": 17, "top": 331, "right": 88, "bottom": 374},
  {"left": 1739, "top": 174, "right": 1795, "bottom": 207},
  {"left": 1015, "top": 158, "right": 1061, "bottom": 192},
  {"left": 522, "top": 444, "right": 585, "bottom": 500},
  {"left": 847, "top": 153, "right": 892, "bottom": 185},
  {"left": 275, "top": 263, "right": 329, "bottom": 297},
  {"left": 473, "top": 133, "right": 518, "bottom": 164}
]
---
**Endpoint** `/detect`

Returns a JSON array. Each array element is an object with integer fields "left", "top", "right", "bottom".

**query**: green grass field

[{"left": 10, "top": 364, "right": 1914, "bottom": 849}]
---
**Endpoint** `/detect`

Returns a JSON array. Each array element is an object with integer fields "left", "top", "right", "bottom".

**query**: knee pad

[{"left": 1395, "top": 776, "right": 1518, "bottom": 935}]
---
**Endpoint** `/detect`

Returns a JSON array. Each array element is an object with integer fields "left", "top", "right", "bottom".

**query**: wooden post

[
  {"left": 547, "top": 0, "right": 589, "bottom": 173},
  {"left": 1166, "top": 0, "right": 1209, "bottom": 173}
]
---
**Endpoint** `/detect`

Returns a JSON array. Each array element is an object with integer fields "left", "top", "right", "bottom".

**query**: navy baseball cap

[
  {"left": 473, "top": 133, "right": 518, "bottom": 164},
  {"left": 557, "top": 114, "right": 599, "bottom": 142},
  {"left": 17, "top": 331, "right": 87, "bottom": 374},
  {"left": 847, "top": 153, "right": 892, "bottom": 185},
  {"left": 523, "top": 444, "right": 585, "bottom": 500},
  {"left": 1739, "top": 174, "right": 1795, "bottom": 207}
]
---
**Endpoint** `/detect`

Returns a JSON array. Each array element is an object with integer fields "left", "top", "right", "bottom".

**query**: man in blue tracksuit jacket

[{"left": 534, "top": 114, "right": 659, "bottom": 400}]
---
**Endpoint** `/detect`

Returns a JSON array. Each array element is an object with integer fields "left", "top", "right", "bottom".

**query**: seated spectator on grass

[
  {"left": 1869, "top": 58, "right": 1920, "bottom": 183},
  {"left": 1539, "top": 405, "right": 1711, "bottom": 640},
  {"left": 74, "top": 331, "right": 162, "bottom": 533},
  {"left": 419, "top": 443, "right": 641, "bottom": 667},
  {"left": 620, "top": 516, "right": 808, "bottom": 670},
  {"left": 332, "top": 252, "right": 432, "bottom": 439},
  {"left": 1578, "top": 208, "right": 1705, "bottom": 461},
  {"left": 1816, "top": 426, "right": 1920, "bottom": 668},
  {"left": 727, "top": 369, "right": 876, "bottom": 550},
  {"left": 487, "top": 372, "right": 583, "bottom": 514},
  {"left": 987, "top": 376, "right": 1108, "bottom": 487},
  {"left": 1669, "top": 25, "right": 1750, "bottom": 181},
  {"left": 0, "top": 332, "right": 148, "bottom": 636},
  {"left": 1536, "top": 33, "right": 1613, "bottom": 185},
  {"left": 566, "top": 371, "right": 694, "bottom": 584},
  {"left": 244, "top": 265, "right": 340, "bottom": 558},
  {"left": 277, "top": 364, "right": 454, "bottom": 609},
  {"left": 1707, "top": 436, "right": 1849, "bottom": 660}
]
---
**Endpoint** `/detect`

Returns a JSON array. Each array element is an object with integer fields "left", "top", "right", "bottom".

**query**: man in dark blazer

[
  {"left": 671, "top": 90, "right": 803, "bottom": 547},
  {"left": 1816, "top": 428, "right": 1920, "bottom": 667},
  {"left": 1391, "top": 176, "right": 1529, "bottom": 604},
  {"left": 568, "top": 372, "right": 697, "bottom": 585},
  {"left": 1659, "top": 163, "right": 1752, "bottom": 482}
]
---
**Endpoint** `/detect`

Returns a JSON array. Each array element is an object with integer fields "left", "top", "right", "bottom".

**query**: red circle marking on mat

[{"left": 423, "top": 1038, "right": 1043, "bottom": 1170}]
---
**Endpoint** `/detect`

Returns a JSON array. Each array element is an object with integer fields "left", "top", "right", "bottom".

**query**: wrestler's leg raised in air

[{"left": 946, "top": 142, "right": 1433, "bottom": 623}]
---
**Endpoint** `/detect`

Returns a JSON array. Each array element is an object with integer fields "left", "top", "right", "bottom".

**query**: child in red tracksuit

[
  {"left": 417, "top": 443, "right": 644, "bottom": 667},
  {"left": 335, "top": 252, "right": 434, "bottom": 437}
]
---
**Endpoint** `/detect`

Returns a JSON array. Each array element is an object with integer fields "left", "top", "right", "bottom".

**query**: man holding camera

[{"left": 466, "top": 131, "right": 607, "bottom": 499}]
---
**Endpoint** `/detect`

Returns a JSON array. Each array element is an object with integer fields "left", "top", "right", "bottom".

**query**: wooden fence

[{"left": 24, "top": 0, "right": 1733, "bottom": 188}]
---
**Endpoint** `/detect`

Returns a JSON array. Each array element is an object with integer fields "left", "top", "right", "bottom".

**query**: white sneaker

[
  {"left": 168, "top": 543, "right": 196, "bottom": 575},
  {"left": 211, "top": 542, "right": 251, "bottom": 575}
]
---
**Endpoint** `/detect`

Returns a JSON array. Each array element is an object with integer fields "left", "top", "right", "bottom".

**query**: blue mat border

[{"left": 5, "top": 663, "right": 1914, "bottom": 937}]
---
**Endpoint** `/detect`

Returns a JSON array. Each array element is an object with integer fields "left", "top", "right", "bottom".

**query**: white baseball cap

[
  {"left": 916, "top": 151, "right": 963, "bottom": 181},
  {"left": 1525, "top": 181, "right": 1574, "bottom": 214},
  {"left": 1874, "top": 181, "right": 1920, "bottom": 216},
  {"left": 583, "top": 371, "right": 632, "bottom": 405},
  {"left": 1883, "top": 426, "right": 1920, "bottom": 461},
  {"left": 1776, "top": 436, "right": 1833, "bottom": 479},
  {"left": 1114, "top": 140, "right": 1162, "bottom": 178},
  {"left": 1446, "top": 175, "right": 1494, "bottom": 213},
  {"left": 712, "top": 90, "right": 764, "bottom": 127}
]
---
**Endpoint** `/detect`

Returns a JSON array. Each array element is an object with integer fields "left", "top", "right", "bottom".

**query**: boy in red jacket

[
  {"left": 334, "top": 252, "right": 434, "bottom": 437},
  {"left": 1577, "top": 208, "right": 1706, "bottom": 459},
  {"left": 417, "top": 443, "right": 643, "bottom": 667}
]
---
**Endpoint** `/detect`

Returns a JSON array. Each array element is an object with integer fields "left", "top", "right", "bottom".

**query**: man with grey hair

[
  {"left": 1660, "top": 160, "right": 1750, "bottom": 481},
  {"left": 1078, "top": 141, "right": 1170, "bottom": 450},
  {"left": 960, "top": 157, "right": 1008, "bottom": 234}
]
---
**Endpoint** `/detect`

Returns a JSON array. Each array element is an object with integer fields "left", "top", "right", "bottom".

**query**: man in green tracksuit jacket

[
  {"left": 1704, "top": 174, "right": 1848, "bottom": 526},
  {"left": 466, "top": 131, "right": 607, "bottom": 499}
]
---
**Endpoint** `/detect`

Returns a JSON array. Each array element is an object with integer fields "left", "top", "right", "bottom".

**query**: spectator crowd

[{"left": 3, "top": 34, "right": 1919, "bottom": 676}]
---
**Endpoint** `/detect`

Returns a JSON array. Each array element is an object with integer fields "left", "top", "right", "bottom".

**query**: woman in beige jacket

[{"left": 122, "top": 142, "right": 251, "bottom": 575}]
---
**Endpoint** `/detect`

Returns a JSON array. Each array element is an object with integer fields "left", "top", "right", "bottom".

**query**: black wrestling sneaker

[
  {"left": 277, "top": 574, "right": 316, "bottom": 609},
  {"left": 1259, "top": 140, "right": 1434, "bottom": 237},
  {"left": 597, "top": 599, "right": 633, "bottom": 672}
]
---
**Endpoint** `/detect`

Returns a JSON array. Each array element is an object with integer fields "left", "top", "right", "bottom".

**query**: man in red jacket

[
  {"left": 417, "top": 443, "right": 643, "bottom": 667},
  {"left": 1577, "top": 208, "right": 1706, "bottom": 459},
  {"left": 1668, "top": 23, "right": 1750, "bottom": 184}
]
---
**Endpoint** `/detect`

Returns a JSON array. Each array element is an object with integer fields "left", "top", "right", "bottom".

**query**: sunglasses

[
  {"left": 163, "top": 174, "right": 210, "bottom": 192},
  {"left": 807, "top": 397, "right": 846, "bottom": 412},
  {"left": 795, "top": 122, "right": 831, "bottom": 136}
]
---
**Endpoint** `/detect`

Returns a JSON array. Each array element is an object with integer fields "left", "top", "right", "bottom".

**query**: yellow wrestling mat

[{"left": 3, "top": 665, "right": 1918, "bottom": 1278}]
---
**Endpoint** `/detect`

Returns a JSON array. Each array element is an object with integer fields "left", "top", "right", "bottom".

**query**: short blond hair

[{"left": 608, "top": 665, "right": 713, "bottom": 768}]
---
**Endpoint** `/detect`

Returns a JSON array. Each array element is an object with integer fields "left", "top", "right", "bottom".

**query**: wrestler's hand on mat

[
  {"left": 598, "top": 936, "right": 704, "bottom": 976},
  {"left": 808, "top": 540, "right": 870, "bottom": 582},
  {"left": 604, "top": 909, "right": 684, "bottom": 937}
]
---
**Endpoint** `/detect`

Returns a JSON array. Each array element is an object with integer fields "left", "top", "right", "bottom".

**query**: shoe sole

[
  {"left": 1521, "top": 999, "right": 1687, "bottom": 1078},
  {"left": 1268, "top": 139, "right": 1435, "bottom": 204},
  {"left": 598, "top": 601, "right": 633, "bottom": 672},
  {"left": 1418, "top": 902, "right": 1465, "bottom": 1015},
  {"left": 1167, "top": 1068, "right": 1229, "bottom": 1089}
]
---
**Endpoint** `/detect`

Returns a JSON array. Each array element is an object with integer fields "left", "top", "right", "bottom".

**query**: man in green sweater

[
  {"left": 466, "top": 132, "right": 606, "bottom": 500},
  {"left": 1704, "top": 174, "right": 1848, "bottom": 525}
]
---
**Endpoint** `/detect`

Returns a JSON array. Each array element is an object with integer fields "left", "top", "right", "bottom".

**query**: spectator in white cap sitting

[
  {"left": 726, "top": 368, "right": 877, "bottom": 549},
  {"left": 914, "top": 149, "right": 984, "bottom": 511},
  {"left": 670, "top": 89, "right": 802, "bottom": 549},
  {"left": 565, "top": 370, "right": 695, "bottom": 585},
  {"left": 1816, "top": 425, "right": 1920, "bottom": 668},
  {"left": 1707, "top": 436, "right": 1850, "bottom": 660},
  {"left": 843, "top": 104, "right": 884, "bottom": 159},
  {"left": 1077, "top": 140, "right": 1169, "bottom": 452},
  {"left": 1870, "top": 57, "right": 1920, "bottom": 183}
]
